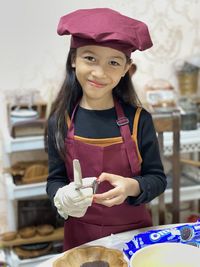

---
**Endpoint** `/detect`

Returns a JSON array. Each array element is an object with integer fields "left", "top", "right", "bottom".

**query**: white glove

[{"left": 54, "top": 177, "right": 96, "bottom": 219}]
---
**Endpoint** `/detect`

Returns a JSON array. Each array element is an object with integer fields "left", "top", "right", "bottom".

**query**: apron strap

[
  {"left": 66, "top": 102, "right": 80, "bottom": 139},
  {"left": 133, "top": 107, "right": 143, "bottom": 164},
  {"left": 114, "top": 99, "right": 141, "bottom": 174}
]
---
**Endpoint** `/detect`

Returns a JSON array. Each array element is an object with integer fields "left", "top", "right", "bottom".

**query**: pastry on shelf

[
  {"left": 1, "top": 231, "right": 17, "bottom": 241},
  {"left": 18, "top": 226, "right": 36, "bottom": 239},
  {"left": 37, "top": 224, "right": 55, "bottom": 236},
  {"left": 53, "top": 246, "right": 128, "bottom": 267}
]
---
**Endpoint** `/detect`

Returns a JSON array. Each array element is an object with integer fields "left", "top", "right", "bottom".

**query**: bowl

[
  {"left": 53, "top": 246, "right": 128, "bottom": 267},
  {"left": 130, "top": 242, "right": 200, "bottom": 267}
]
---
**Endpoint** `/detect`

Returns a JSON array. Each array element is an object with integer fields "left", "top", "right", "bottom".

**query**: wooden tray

[
  {"left": 0, "top": 227, "right": 64, "bottom": 247},
  {"left": 14, "top": 243, "right": 52, "bottom": 259}
]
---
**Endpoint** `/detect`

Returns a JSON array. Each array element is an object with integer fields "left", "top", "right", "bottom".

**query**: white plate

[
  {"left": 11, "top": 109, "right": 38, "bottom": 118},
  {"left": 129, "top": 242, "right": 200, "bottom": 267},
  {"left": 10, "top": 109, "right": 39, "bottom": 123}
]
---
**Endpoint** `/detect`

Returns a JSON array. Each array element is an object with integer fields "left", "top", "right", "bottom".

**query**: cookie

[
  {"left": 180, "top": 226, "right": 194, "bottom": 241},
  {"left": 81, "top": 261, "right": 109, "bottom": 267}
]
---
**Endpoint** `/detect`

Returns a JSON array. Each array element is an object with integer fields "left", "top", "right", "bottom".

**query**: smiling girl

[{"left": 46, "top": 8, "right": 167, "bottom": 250}]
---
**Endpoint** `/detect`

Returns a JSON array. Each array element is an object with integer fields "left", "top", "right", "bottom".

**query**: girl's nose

[{"left": 91, "top": 66, "right": 106, "bottom": 78}]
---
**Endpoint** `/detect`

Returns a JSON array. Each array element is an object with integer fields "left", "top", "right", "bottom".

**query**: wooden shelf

[
  {"left": 0, "top": 227, "right": 64, "bottom": 247},
  {"left": 5, "top": 173, "right": 46, "bottom": 200}
]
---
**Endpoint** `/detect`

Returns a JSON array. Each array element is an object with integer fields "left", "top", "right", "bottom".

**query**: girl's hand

[{"left": 93, "top": 172, "right": 141, "bottom": 207}]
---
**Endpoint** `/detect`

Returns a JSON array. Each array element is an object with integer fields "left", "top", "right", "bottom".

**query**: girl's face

[{"left": 72, "top": 45, "right": 131, "bottom": 108}]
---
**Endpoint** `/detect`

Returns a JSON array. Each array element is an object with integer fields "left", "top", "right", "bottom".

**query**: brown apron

[{"left": 64, "top": 99, "right": 152, "bottom": 250}]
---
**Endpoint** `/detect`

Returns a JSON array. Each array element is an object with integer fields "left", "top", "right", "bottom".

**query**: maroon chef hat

[{"left": 57, "top": 8, "right": 153, "bottom": 57}]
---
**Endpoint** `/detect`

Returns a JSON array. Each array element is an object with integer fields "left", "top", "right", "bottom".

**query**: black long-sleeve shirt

[{"left": 46, "top": 103, "right": 167, "bottom": 205}]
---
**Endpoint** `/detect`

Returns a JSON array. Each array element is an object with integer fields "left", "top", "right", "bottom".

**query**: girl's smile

[{"left": 87, "top": 79, "right": 107, "bottom": 88}]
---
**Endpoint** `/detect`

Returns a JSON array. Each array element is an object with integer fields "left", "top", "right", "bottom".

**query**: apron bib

[{"left": 64, "top": 99, "right": 152, "bottom": 250}]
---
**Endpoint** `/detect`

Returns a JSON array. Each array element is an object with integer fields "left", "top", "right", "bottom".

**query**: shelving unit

[
  {"left": 0, "top": 94, "right": 62, "bottom": 267},
  {"left": 163, "top": 127, "right": 200, "bottom": 155},
  {"left": 152, "top": 184, "right": 200, "bottom": 205},
  {"left": 4, "top": 136, "right": 44, "bottom": 154},
  {"left": 3, "top": 126, "right": 200, "bottom": 228},
  {"left": 5, "top": 174, "right": 46, "bottom": 200}
]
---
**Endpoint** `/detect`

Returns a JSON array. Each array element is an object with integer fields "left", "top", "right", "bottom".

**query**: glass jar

[
  {"left": 144, "top": 79, "right": 177, "bottom": 112},
  {"left": 176, "top": 62, "right": 199, "bottom": 96},
  {"left": 179, "top": 97, "right": 198, "bottom": 130}
]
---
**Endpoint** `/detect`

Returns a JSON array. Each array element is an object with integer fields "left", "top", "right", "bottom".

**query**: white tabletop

[{"left": 36, "top": 224, "right": 178, "bottom": 267}]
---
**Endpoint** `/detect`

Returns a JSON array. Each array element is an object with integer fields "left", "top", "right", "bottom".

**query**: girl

[{"left": 46, "top": 8, "right": 167, "bottom": 250}]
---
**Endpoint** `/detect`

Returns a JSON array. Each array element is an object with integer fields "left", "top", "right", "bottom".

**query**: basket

[
  {"left": 5, "top": 161, "right": 48, "bottom": 185},
  {"left": 22, "top": 164, "right": 48, "bottom": 184}
]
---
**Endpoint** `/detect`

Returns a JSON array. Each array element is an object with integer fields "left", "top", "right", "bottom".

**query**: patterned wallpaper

[
  {"left": 111, "top": 0, "right": 200, "bottom": 99},
  {"left": 0, "top": 0, "right": 199, "bottom": 100}
]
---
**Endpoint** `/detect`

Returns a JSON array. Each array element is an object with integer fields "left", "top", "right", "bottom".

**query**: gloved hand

[{"left": 54, "top": 177, "right": 96, "bottom": 219}]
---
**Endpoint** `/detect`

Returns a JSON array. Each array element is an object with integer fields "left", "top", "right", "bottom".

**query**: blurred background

[
  {"left": 0, "top": 0, "right": 199, "bottom": 265},
  {"left": 1, "top": 0, "right": 200, "bottom": 231}
]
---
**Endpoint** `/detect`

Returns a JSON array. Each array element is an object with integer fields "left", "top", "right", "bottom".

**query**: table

[{"left": 36, "top": 224, "right": 178, "bottom": 267}]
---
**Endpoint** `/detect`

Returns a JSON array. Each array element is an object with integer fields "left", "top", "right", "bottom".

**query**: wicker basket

[{"left": 22, "top": 164, "right": 48, "bottom": 184}]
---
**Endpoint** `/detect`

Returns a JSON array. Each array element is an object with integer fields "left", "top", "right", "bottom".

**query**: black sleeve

[
  {"left": 46, "top": 115, "right": 68, "bottom": 202},
  {"left": 128, "top": 109, "right": 167, "bottom": 205}
]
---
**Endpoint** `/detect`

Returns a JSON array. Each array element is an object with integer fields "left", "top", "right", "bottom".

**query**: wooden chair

[{"left": 152, "top": 110, "right": 181, "bottom": 224}]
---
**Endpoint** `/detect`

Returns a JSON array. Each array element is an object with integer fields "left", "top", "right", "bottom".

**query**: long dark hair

[{"left": 45, "top": 48, "right": 141, "bottom": 160}]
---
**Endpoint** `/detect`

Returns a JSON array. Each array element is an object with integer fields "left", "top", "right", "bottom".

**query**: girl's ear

[
  {"left": 122, "top": 63, "right": 132, "bottom": 77},
  {"left": 128, "top": 63, "right": 137, "bottom": 77},
  {"left": 71, "top": 54, "right": 76, "bottom": 68}
]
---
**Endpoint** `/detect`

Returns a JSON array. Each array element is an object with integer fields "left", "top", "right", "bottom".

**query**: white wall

[{"left": 0, "top": 0, "right": 199, "bottom": 101}]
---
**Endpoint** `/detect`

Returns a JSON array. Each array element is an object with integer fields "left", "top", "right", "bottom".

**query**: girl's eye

[
  {"left": 110, "top": 60, "right": 121, "bottom": 66},
  {"left": 84, "top": 56, "right": 96, "bottom": 62}
]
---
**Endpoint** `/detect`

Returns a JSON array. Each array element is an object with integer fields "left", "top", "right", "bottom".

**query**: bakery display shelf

[
  {"left": 152, "top": 184, "right": 200, "bottom": 205},
  {"left": 5, "top": 169, "right": 200, "bottom": 204},
  {"left": 163, "top": 127, "right": 200, "bottom": 155},
  {"left": 2, "top": 117, "right": 200, "bottom": 155},
  {"left": 152, "top": 172, "right": 200, "bottom": 205},
  {"left": 5, "top": 169, "right": 200, "bottom": 209},
  {"left": 0, "top": 94, "right": 46, "bottom": 154},
  {"left": 4, "top": 135, "right": 45, "bottom": 153},
  {"left": 0, "top": 227, "right": 64, "bottom": 247},
  {"left": 5, "top": 173, "right": 46, "bottom": 200}
]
